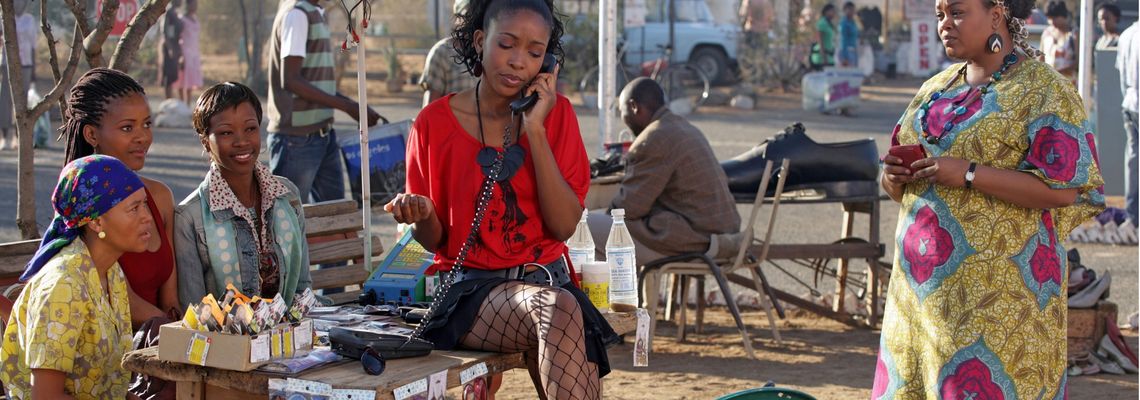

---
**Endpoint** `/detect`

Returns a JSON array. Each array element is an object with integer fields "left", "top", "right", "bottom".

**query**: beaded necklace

[{"left": 918, "top": 52, "right": 1019, "bottom": 145}]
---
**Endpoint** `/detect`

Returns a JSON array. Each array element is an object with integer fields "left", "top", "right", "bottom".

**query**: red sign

[{"left": 96, "top": 0, "right": 140, "bottom": 36}]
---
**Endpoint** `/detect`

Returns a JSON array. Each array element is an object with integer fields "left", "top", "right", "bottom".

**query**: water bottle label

[
  {"left": 568, "top": 249, "right": 593, "bottom": 268},
  {"left": 608, "top": 249, "right": 636, "bottom": 292}
]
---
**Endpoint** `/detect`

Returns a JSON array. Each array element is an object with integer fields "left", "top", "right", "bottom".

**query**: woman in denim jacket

[{"left": 175, "top": 82, "right": 312, "bottom": 307}]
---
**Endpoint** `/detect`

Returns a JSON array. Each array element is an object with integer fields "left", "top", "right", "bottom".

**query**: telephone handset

[{"left": 508, "top": 53, "right": 558, "bottom": 114}]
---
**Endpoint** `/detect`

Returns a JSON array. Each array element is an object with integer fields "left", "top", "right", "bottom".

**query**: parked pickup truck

[{"left": 623, "top": 0, "right": 739, "bottom": 84}]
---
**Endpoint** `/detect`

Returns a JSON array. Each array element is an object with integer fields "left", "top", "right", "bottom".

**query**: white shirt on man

[{"left": 280, "top": 6, "right": 327, "bottom": 61}]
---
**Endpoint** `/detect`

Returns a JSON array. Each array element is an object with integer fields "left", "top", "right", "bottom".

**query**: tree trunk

[
  {"left": 108, "top": 0, "right": 172, "bottom": 72},
  {"left": 3, "top": 0, "right": 109, "bottom": 239},
  {"left": 1, "top": 0, "right": 36, "bottom": 238}
]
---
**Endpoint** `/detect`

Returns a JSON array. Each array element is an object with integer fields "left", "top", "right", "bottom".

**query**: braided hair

[
  {"left": 451, "top": 0, "right": 565, "bottom": 77},
  {"left": 60, "top": 68, "right": 147, "bottom": 165}
]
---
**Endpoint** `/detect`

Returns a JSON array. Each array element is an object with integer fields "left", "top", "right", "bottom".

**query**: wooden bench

[
  {"left": 0, "top": 198, "right": 384, "bottom": 313},
  {"left": 300, "top": 199, "right": 385, "bottom": 304},
  {"left": 0, "top": 239, "right": 37, "bottom": 309},
  {"left": 122, "top": 312, "right": 638, "bottom": 399}
]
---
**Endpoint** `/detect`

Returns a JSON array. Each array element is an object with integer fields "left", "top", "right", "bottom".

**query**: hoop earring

[{"left": 986, "top": 32, "right": 1004, "bottom": 53}]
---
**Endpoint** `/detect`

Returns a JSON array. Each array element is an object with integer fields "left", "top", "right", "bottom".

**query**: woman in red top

[
  {"left": 56, "top": 69, "right": 179, "bottom": 325},
  {"left": 385, "top": 0, "right": 616, "bottom": 398}
]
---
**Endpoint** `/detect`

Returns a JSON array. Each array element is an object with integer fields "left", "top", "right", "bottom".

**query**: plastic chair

[{"left": 716, "top": 387, "right": 817, "bottom": 400}]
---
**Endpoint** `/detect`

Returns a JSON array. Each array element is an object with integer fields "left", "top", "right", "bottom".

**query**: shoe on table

[
  {"left": 1068, "top": 271, "right": 1110, "bottom": 309},
  {"left": 720, "top": 122, "right": 880, "bottom": 200},
  {"left": 1067, "top": 267, "right": 1093, "bottom": 296},
  {"left": 1069, "top": 226, "right": 1089, "bottom": 242},
  {"left": 1098, "top": 335, "right": 1139, "bottom": 373},
  {"left": 1102, "top": 222, "right": 1122, "bottom": 245},
  {"left": 1119, "top": 220, "right": 1138, "bottom": 246},
  {"left": 1090, "top": 351, "right": 1126, "bottom": 375},
  {"left": 1104, "top": 314, "right": 1139, "bottom": 365}
]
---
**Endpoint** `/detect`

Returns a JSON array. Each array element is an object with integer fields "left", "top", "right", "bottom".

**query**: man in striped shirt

[{"left": 267, "top": 0, "right": 382, "bottom": 204}]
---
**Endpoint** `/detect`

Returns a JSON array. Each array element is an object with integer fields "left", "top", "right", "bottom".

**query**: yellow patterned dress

[
  {"left": 872, "top": 59, "right": 1104, "bottom": 399},
  {"left": 0, "top": 240, "right": 133, "bottom": 400}
]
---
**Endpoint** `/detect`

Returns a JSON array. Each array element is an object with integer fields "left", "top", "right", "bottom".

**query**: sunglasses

[
  {"left": 463, "top": 376, "right": 487, "bottom": 400},
  {"left": 361, "top": 346, "right": 387, "bottom": 376}
]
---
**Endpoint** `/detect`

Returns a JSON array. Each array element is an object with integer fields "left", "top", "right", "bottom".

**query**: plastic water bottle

[
  {"left": 567, "top": 209, "right": 595, "bottom": 271},
  {"left": 606, "top": 209, "right": 638, "bottom": 311}
]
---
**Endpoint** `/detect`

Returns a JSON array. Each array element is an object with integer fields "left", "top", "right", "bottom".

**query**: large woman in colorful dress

[{"left": 873, "top": 0, "right": 1103, "bottom": 397}]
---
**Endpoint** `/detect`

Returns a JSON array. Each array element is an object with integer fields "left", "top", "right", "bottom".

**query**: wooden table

[
  {"left": 732, "top": 192, "right": 888, "bottom": 328},
  {"left": 588, "top": 176, "right": 888, "bottom": 328},
  {"left": 122, "top": 312, "right": 636, "bottom": 399}
]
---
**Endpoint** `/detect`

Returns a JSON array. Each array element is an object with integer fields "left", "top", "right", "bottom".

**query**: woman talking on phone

[
  {"left": 875, "top": 0, "right": 1103, "bottom": 396},
  {"left": 384, "top": 0, "right": 617, "bottom": 398}
]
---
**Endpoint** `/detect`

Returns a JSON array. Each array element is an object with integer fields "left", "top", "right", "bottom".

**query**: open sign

[{"left": 95, "top": 0, "right": 140, "bottom": 36}]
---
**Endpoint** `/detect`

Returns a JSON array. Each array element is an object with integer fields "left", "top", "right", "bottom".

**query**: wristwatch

[{"left": 964, "top": 162, "right": 978, "bottom": 189}]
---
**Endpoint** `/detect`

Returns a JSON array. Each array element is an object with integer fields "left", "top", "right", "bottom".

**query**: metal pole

[
  {"left": 668, "top": 0, "right": 675, "bottom": 63},
  {"left": 599, "top": 0, "right": 617, "bottom": 146},
  {"left": 356, "top": 21, "right": 374, "bottom": 271},
  {"left": 883, "top": 0, "right": 890, "bottom": 55},
  {"left": 1077, "top": 0, "right": 1093, "bottom": 112},
  {"left": 434, "top": 0, "right": 441, "bottom": 40}
]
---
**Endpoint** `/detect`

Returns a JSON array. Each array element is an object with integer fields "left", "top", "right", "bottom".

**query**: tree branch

[
  {"left": 63, "top": 0, "right": 91, "bottom": 38},
  {"left": 41, "top": 0, "right": 61, "bottom": 82},
  {"left": 108, "top": 0, "right": 172, "bottom": 72},
  {"left": 83, "top": 0, "right": 119, "bottom": 68},
  {"left": 2, "top": 0, "right": 27, "bottom": 109},
  {"left": 30, "top": 22, "right": 84, "bottom": 120}
]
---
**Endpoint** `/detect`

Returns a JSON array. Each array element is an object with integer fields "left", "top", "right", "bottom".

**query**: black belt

[{"left": 453, "top": 257, "right": 573, "bottom": 287}]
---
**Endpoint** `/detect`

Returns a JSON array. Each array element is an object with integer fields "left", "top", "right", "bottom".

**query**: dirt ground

[{"left": 479, "top": 308, "right": 1140, "bottom": 399}]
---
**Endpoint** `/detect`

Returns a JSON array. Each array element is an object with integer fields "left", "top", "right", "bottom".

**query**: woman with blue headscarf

[{"left": 1, "top": 155, "right": 151, "bottom": 400}]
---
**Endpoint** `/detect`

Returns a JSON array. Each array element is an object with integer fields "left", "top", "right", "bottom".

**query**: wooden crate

[{"left": 1067, "top": 301, "right": 1117, "bottom": 358}]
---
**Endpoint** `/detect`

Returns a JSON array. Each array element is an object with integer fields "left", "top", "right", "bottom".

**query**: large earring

[
  {"left": 98, "top": 231, "right": 106, "bottom": 239},
  {"left": 472, "top": 53, "right": 484, "bottom": 77},
  {"left": 986, "top": 32, "right": 1004, "bottom": 53}
]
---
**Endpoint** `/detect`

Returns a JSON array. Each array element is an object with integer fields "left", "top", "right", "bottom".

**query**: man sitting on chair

[{"left": 588, "top": 78, "right": 744, "bottom": 263}]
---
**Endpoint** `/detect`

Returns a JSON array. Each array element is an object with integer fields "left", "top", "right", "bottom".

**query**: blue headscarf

[{"left": 20, "top": 155, "right": 145, "bottom": 282}]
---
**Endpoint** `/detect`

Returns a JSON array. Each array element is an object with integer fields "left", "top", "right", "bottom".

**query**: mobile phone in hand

[
  {"left": 888, "top": 144, "right": 927, "bottom": 173},
  {"left": 509, "top": 53, "right": 558, "bottom": 114}
]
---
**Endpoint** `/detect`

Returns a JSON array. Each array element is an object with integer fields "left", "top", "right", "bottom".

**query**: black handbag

[{"left": 329, "top": 326, "right": 434, "bottom": 360}]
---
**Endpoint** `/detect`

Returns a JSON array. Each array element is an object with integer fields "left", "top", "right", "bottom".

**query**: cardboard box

[
  {"left": 158, "top": 319, "right": 314, "bottom": 371},
  {"left": 1067, "top": 301, "right": 1117, "bottom": 359}
]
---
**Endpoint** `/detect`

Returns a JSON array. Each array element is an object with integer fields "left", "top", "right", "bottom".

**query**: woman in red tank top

[{"left": 57, "top": 69, "right": 180, "bottom": 325}]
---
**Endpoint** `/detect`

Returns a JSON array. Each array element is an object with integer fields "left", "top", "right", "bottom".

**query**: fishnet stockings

[{"left": 459, "top": 281, "right": 600, "bottom": 399}]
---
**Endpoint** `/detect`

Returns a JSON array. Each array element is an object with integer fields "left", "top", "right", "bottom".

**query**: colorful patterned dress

[{"left": 872, "top": 59, "right": 1104, "bottom": 399}]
